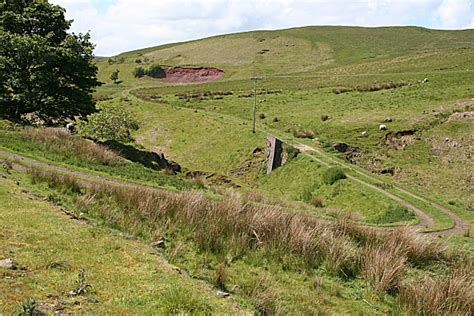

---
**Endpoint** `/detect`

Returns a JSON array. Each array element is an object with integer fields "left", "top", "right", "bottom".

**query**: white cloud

[
  {"left": 50, "top": 0, "right": 474, "bottom": 56},
  {"left": 437, "top": 0, "right": 472, "bottom": 28}
]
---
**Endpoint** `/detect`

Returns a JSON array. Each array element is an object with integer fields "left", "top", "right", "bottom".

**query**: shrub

[
  {"left": 146, "top": 64, "right": 166, "bottom": 78},
  {"left": 110, "top": 69, "right": 120, "bottom": 84},
  {"left": 133, "top": 67, "right": 146, "bottom": 78},
  {"left": 374, "top": 205, "right": 415, "bottom": 224},
  {"left": 79, "top": 103, "right": 139, "bottom": 143},
  {"left": 19, "top": 298, "right": 45, "bottom": 316},
  {"left": 293, "top": 129, "right": 315, "bottom": 139},
  {"left": 285, "top": 145, "right": 300, "bottom": 160},
  {"left": 259, "top": 113, "right": 266, "bottom": 119},
  {"left": 323, "top": 167, "right": 346, "bottom": 185},
  {"left": 321, "top": 114, "right": 329, "bottom": 121}
]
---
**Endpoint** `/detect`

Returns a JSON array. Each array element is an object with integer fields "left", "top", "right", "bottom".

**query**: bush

[
  {"left": 79, "top": 103, "right": 139, "bottom": 143},
  {"left": 133, "top": 67, "right": 146, "bottom": 78},
  {"left": 321, "top": 114, "right": 329, "bottom": 121},
  {"left": 375, "top": 205, "right": 415, "bottom": 224},
  {"left": 323, "top": 167, "right": 346, "bottom": 185},
  {"left": 146, "top": 64, "right": 166, "bottom": 78},
  {"left": 285, "top": 145, "right": 300, "bottom": 160},
  {"left": 19, "top": 298, "right": 45, "bottom": 316},
  {"left": 259, "top": 113, "right": 266, "bottom": 119}
]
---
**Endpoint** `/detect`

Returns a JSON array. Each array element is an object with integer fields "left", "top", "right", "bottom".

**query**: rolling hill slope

[{"left": 97, "top": 26, "right": 474, "bottom": 83}]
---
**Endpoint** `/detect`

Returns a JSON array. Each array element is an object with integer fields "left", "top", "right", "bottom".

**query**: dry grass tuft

[
  {"left": 293, "top": 129, "right": 315, "bottom": 139},
  {"left": 243, "top": 275, "right": 281, "bottom": 316},
  {"left": 27, "top": 167, "right": 468, "bottom": 309},
  {"left": 214, "top": 263, "right": 228, "bottom": 291},
  {"left": 399, "top": 265, "right": 474, "bottom": 315},
  {"left": 361, "top": 244, "right": 406, "bottom": 294},
  {"left": 382, "top": 227, "right": 446, "bottom": 266},
  {"left": 333, "top": 82, "right": 407, "bottom": 94},
  {"left": 22, "top": 128, "right": 123, "bottom": 166}
]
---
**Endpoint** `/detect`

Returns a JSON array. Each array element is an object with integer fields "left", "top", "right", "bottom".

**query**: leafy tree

[
  {"left": 0, "top": 0, "right": 101, "bottom": 123},
  {"left": 133, "top": 67, "right": 145, "bottom": 78},
  {"left": 79, "top": 103, "right": 139, "bottom": 143},
  {"left": 146, "top": 64, "right": 166, "bottom": 78},
  {"left": 110, "top": 69, "right": 120, "bottom": 84}
]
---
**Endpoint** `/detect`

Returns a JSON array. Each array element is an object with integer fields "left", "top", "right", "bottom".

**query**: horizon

[{"left": 51, "top": 0, "right": 474, "bottom": 56}]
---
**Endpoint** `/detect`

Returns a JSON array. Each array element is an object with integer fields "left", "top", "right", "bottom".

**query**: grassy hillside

[
  {"left": 94, "top": 26, "right": 473, "bottom": 231},
  {"left": 96, "top": 26, "right": 474, "bottom": 84},
  {"left": 0, "top": 172, "right": 238, "bottom": 314},
  {"left": 1, "top": 25, "right": 473, "bottom": 314}
]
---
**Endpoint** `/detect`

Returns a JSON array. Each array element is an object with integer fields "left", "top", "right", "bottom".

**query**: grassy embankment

[
  {"left": 2, "top": 161, "right": 471, "bottom": 314},
  {"left": 0, "top": 172, "right": 239, "bottom": 314},
  {"left": 94, "top": 26, "right": 474, "bottom": 230}
]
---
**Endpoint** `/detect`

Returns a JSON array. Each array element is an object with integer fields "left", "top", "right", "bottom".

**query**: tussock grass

[
  {"left": 27, "top": 168, "right": 473, "bottom": 315},
  {"left": 22, "top": 128, "right": 123, "bottom": 166},
  {"left": 242, "top": 275, "right": 281, "bottom": 316},
  {"left": 333, "top": 82, "right": 408, "bottom": 94},
  {"left": 361, "top": 244, "right": 406, "bottom": 294},
  {"left": 382, "top": 228, "right": 447, "bottom": 266},
  {"left": 399, "top": 264, "right": 474, "bottom": 315},
  {"left": 293, "top": 129, "right": 315, "bottom": 139}
]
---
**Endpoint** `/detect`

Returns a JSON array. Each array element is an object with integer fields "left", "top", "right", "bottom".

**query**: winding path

[
  {"left": 124, "top": 85, "right": 470, "bottom": 237},
  {"left": 291, "top": 143, "right": 469, "bottom": 237},
  {"left": 0, "top": 145, "right": 469, "bottom": 237}
]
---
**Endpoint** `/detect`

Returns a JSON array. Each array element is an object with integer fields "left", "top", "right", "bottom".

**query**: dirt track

[
  {"left": 1, "top": 147, "right": 469, "bottom": 237},
  {"left": 293, "top": 143, "right": 469, "bottom": 237}
]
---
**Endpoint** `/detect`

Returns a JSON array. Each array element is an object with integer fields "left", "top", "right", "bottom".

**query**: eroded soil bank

[{"left": 164, "top": 67, "right": 224, "bottom": 83}]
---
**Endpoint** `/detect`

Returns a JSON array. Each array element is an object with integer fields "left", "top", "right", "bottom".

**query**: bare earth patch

[{"left": 163, "top": 67, "right": 224, "bottom": 83}]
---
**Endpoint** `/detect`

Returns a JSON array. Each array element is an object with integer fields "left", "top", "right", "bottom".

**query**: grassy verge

[
  {"left": 0, "top": 128, "right": 190, "bottom": 191},
  {"left": 0, "top": 172, "right": 238, "bottom": 314},
  {"left": 18, "top": 166, "right": 473, "bottom": 315}
]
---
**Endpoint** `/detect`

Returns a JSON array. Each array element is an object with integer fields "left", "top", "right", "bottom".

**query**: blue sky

[{"left": 51, "top": 0, "right": 474, "bottom": 56}]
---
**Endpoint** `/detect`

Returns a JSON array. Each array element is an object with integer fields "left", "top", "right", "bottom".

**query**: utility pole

[{"left": 251, "top": 77, "right": 261, "bottom": 133}]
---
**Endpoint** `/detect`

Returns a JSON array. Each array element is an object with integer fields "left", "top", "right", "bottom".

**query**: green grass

[
  {"left": 0, "top": 172, "right": 236, "bottom": 314},
  {"left": 128, "top": 69, "right": 473, "bottom": 227},
  {"left": 259, "top": 155, "right": 416, "bottom": 225},
  {"left": 0, "top": 129, "right": 190, "bottom": 191},
  {"left": 8, "top": 167, "right": 398, "bottom": 314}
]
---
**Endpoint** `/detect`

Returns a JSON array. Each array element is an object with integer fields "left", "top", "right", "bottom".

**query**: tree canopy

[{"left": 0, "top": 0, "right": 101, "bottom": 123}]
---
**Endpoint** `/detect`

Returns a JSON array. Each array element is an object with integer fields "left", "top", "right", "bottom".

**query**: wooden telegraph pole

[{"left": 251, "top": 77, "right": 261, "bottom": 133}]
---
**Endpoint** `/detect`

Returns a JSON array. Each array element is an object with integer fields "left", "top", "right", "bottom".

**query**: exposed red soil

[{"left": 164, "top": 67, "right": 224, "bottom": 83}]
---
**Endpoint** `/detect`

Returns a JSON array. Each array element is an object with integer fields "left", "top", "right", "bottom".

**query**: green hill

[
  {"left": 97, "top": 26, "right": 474, "bottom": 83},
  {"left": 1, "top": 25, "right": 472, "bottom": 314}
]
